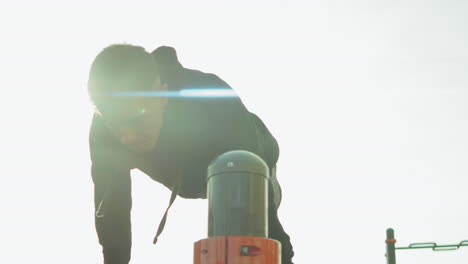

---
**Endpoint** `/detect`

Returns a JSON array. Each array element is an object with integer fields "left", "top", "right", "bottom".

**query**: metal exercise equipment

[
  {"left": 385, "top": 228, "right": 468, "bottom": 264},
  {"left": 194, "top": 150, "right": 281, "bottom": 264}
]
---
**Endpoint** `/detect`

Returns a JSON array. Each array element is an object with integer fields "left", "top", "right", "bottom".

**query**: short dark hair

[{"left": 87, "top": 44, "right": 159, "bottom": 109}]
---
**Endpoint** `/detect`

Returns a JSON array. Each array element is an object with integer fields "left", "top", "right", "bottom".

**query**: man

[{"left": 87, "top": 44, "right": 295, "bottom": 264}]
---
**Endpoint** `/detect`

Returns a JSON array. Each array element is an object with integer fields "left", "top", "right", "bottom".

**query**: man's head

[{"left": 88, "top": 44, "right": 168, "bottom": 152}]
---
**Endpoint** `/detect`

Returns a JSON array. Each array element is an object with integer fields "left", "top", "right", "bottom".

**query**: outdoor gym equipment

[
  {"left": 193, "top": 150, "right": 281, "bottom": 264},
  {"left": 385, "top": 228, "right": 468, "bottom": 264}
]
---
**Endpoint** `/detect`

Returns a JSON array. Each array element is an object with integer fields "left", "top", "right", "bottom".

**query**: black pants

[{"left": 268, "top": 168, "right": 295, "bottom": 264}]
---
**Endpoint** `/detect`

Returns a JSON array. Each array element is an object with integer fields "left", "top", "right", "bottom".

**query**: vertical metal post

[
  {"left": 386, "top": 228, "right": 397, "bottom": 264},
  {"left": 206, "top": 150, "right": 269, "bottom": 237},
  {"left": 194, "top": 150, "right": 281, "bottom": 264}
]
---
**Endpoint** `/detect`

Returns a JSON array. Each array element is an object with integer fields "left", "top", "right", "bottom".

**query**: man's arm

[{"left": 89, "top": 114, "right": 134, "bottom": 264}]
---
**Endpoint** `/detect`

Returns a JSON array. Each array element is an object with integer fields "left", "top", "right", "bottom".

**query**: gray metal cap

[{"left": 207, "top": 150, "right": 270, "bottom": 180}]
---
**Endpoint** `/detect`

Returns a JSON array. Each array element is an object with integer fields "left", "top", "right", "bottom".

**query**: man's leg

[{"left": 268, "top": 167, "right": 295, "bottom": 264}]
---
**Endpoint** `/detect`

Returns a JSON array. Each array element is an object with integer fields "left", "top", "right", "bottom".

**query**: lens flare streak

[{"left": 112, "top": 88, "right": 238, "bottom": 98}]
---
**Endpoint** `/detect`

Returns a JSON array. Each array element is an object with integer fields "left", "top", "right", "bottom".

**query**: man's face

[{"left": 98, "top": 81, "right": 168, "bottom": 153}]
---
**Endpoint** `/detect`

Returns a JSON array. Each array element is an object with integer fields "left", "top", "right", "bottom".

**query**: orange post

[{"left": 194, "top": 236, "right": 280, "bottom": 264}]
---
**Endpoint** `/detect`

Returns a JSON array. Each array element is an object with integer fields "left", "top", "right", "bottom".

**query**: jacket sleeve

[
  {"left": 248, "top": 112, "right": 280, "bottom": 169},
  {"left": 203, "top": 73, "right": 279, "bottom": 168},
  {"left": 177, "top": 69, "right": 280, "bottom": 169},
  {"left": 89, "top": 113, "right": 133, "bottom": 263}
]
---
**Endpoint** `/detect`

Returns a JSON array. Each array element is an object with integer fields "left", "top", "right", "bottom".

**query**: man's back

[{"left": 90, "top": 46, "right": 279, "bottom": 195}]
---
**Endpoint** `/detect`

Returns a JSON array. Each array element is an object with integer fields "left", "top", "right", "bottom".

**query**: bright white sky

[{"left": 1, "top": 0, "right": 467, "bottom": 263}]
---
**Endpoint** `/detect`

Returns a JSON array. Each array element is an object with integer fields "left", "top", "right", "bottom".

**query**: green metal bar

[
  {"left": 433, "top": 246, "right": 458, "bottom": 251},
  {"left": 396, "top": 242, "right": 436, "bottom": 250},
  {"left": 409, "top": 242, "right": 437, "bottom": 248},
  {"left": 397, "top": 243, "right": 468, "bottom": 250},
  {"left": 386, "top": 228, "right": 396, "bottom": 264},
  {"left": 385, "top": 228, "right": 468, "bottom": 263}
]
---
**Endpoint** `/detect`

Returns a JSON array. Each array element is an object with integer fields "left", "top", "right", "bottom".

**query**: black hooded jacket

[{"left": 88, "top": 46, "right": 290, "bottom": 263}]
